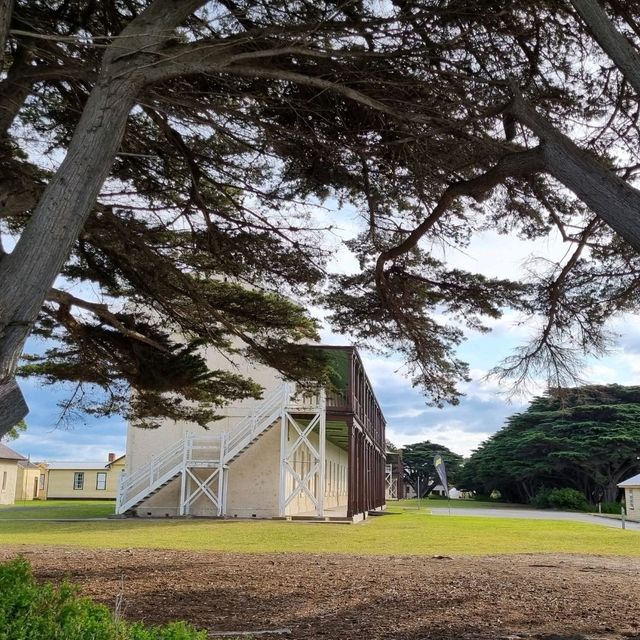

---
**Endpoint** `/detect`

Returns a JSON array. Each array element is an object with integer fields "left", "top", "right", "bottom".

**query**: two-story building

[{"left": 118, "top": 346, "right": 386, "bottom": 522}]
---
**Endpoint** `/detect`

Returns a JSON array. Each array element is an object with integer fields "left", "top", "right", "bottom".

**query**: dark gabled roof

[
  {"left": 17, "top": 460, "right": 39, "bottom": 469},
  {"left": 0, "top": 442, "right": 27, "bottom": 461}
]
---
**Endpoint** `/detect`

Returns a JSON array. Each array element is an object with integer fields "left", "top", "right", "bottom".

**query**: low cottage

[
  {"left": 15, "top": 460, "right": 41, "bottom": 501},
  {"left": 0, "top": 443, "right": 27, "bottom": 505},
  {"left": 618, "top": 473, "right": 640, "bottom": 522},
  {"left": 40, "top": 453, "right": 125, "bottom": 500}
]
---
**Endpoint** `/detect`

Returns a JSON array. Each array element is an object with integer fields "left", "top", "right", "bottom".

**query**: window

[
  {"left": 630, "top": 490, "right": 635, "bottom": 510},
  {"left": 39, "top": 474, "right": 45, "bottom": 490},
  {"left": 73, "top": 472, "right": 84, "bottom": 490},
  {"left": 1, "top": 471, "right": 6, "bottom": 491},
  {"left": 96, "top": 472, "right": 107, "bottom": 491}
]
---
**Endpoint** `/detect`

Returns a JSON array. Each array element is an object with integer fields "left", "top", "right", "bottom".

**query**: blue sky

[{"left": 7, "top": 215, "right": 640, "bottom": 462}]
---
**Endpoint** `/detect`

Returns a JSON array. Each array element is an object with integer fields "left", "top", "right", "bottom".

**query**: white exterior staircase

[{"left": 116, "top": 381, "right": 298, "bottom": 515}]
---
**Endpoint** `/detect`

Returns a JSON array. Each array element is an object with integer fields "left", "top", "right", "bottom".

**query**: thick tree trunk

[
  {"left": 603, "top": 483, "right": 619, "bottom": 503},
  {"left": 0, "top": 0, "right": 214, "bottom": 435},
  {"left": 0, "top": 44, "right": 34, "bottom": 136},
  {"left": 510, "top": 95, "right": 640, "bottom": 253},
  {"left": 0, "top": 0, "right": 12, "bottom": 67},
  {"left": 571, "top": 0, "right": 640, "bottom": 97},
  {"left": 0, "top": 75, "right": 138, "bottom": 434}
]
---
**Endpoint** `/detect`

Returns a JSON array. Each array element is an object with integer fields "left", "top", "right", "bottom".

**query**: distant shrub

[
  {"left": 531, "top": 487, "right": 590, "bottom": 511},
  {"left": 530, "top": 487, "right": 552, "bottom": 509},
  {"left": 0, "top": 558, "right": 207, "bottom": 640},
  {"left": 546, "top": 488, "right": 590, "bottom": 511},
  {"left": 599, "top": 501, "right": 624, "bottom": 515}
]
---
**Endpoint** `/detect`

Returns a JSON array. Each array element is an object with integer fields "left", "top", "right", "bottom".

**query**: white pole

[
  {"left": 218, "top": 432, "right": 226, "bottom": 517},
  {"left": 178, "top": 434, "right": 189, "bottom": 516},
  {"left": 318, "top": 388, "right": 326, "bottom": 518},
  {"left": 278, "top": 384, "right": 289, "bottom": 517}
]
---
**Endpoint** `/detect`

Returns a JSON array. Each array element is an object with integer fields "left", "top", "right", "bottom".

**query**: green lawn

[
  {"left": 0, "top": 500, "right": 116, "bottom": 520},
  {"left": 1, "top": 504, "right": 638, "bottom": 557}
]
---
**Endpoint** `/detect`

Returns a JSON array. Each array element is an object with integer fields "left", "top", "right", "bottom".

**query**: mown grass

[
  {"left": 0, "top": 500, "right": 115, "bottom": 520},
  {"left": 0, "top": 505, "right": 638, "bottom": 557}
]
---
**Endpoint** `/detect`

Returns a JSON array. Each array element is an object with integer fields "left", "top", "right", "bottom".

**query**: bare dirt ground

[{"left": 1, "top": 546, "right": 639, "bottom": 640}]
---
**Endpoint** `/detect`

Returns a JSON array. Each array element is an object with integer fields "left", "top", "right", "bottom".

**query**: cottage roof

[
  {"left": 0, "top": 442, "right": 27, "bottom": 461},
  {"left": 17, "top": 460, "right": 39, "bottom": 469},
  {"left": 45, "top": 461, "right": 110, "bottom": 470},
  {"left": 618, "top": 473, "right": 640, "bottom": 488}
]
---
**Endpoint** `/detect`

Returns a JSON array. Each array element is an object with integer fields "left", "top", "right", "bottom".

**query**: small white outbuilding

[{"left": 618, "top": 473, "right": 640, "bottom": 522}]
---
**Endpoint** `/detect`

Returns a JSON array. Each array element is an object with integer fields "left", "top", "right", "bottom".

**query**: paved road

[{"left": 429, "top": 507, "right": 640, "bottom": 530}]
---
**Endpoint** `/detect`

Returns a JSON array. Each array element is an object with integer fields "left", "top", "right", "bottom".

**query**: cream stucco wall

[
  {"left": 126, "top": 339, "right": 352, "bottom": 518},
  {"left": 126, "top": 345, "right": 284, "bottom": 476},
  {"left": 0, "top": 460, "right": 19, "bottom": 505},
  {"left": 133, "top": 419, "right": 349, "bottom": 518},
  {"left": 135, "top": 425, "right": 282, "bottom": 518},
  {"left": 225, "top": 423, "right": 281, "bottom": 518},
  {"left": 15, "top": 466, "right": 40, "bottom": 501},
  {"left": 624, "top": 487, "right": 640, "bottom": 521},
  {"left": 45, "top": 465, "right": 121, "bottom": 499}
]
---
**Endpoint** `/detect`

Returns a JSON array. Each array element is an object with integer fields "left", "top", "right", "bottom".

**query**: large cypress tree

[
  {"left": 6, "top": 2, "right": 640, "bottom": 432},
  {"left": 460, "top": 385, "right": 640, "bottom": 504}
]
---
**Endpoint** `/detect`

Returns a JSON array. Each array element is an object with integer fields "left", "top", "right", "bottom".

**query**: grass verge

[
  {"left": 0, "top": 505, "right": 638, "bottom": 557},
  {"left": 0, "top": 500, "right": 116, "bottom": 520}
]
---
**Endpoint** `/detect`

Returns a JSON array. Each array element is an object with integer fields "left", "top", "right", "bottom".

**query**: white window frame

[
  {"left": 95, "top": 472, "right": 107, "bottom": 491},
  {"left": 73, "top": 472, "right": 84, "bottom": 490}
]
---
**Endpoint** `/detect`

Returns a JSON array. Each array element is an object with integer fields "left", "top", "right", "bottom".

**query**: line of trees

[{"left": 458, "top": 385, "right": 640, "bottom": 505}]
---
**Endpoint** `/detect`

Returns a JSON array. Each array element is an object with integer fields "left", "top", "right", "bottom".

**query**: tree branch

[
  {"left": 46, "top": 288, "right": 169, "bottom": 352},
  {"left": 570, "top": 0, "right": 640, "bottom": 97},
  {"left": 375, "top": 147, "right": 546, "bottom": 281},
  {"left": 509, "top": 91, "right": 640, "bottom": 252},
  {"left": 0, "top": 0, "right": 12, "bottom": 67}
]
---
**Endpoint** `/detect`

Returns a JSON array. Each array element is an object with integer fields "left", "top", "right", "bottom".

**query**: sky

[{"left": 7, "top": 211, "right": 640, "bottom": 463}]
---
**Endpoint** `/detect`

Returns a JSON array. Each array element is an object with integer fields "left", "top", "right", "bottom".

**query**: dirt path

[{"left": 1, "top": 546, "right": 639, "bottom": 639}]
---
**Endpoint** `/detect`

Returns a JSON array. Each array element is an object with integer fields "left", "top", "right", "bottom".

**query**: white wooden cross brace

[
  {"left": 283, "top": 460, "right": 320, "bottom": 508},
  {"left": 281, "top": 412, "right": 324, "bottom": 509},
  {"left": 286, "top": 412, "right": 320, "bottom": 460},
  {"left": 184, "top": 467, "right": 221, "bottom": 510}
]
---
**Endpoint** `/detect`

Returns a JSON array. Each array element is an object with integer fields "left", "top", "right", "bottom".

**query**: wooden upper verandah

[
  {"left": 312, "top": 345, "right": 386, "bottom": 454},
  {"left": 310, "top": 346, "right": 387, "bottom": 516}
]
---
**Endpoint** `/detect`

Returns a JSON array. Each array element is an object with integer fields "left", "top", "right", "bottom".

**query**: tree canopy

[
  {"left": 5, "top": 1, "right": 640, "bottom": 432},
  {"left": 402, "top": 441, "right": 463, "bottom": 498},
  {"left": 1, "top": 418, "right": 25, "bottom": 441},
  {"left": 458, "top": 385, "right": 640, "bottom": 504}
]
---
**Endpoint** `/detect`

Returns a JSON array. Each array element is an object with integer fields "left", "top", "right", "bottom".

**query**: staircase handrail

[
  {"left": 119, "top": 438, "right": 184, "bottom": 496},
  {"left": 117, "top": 380, "right": 310, "bottom": 513},
  {"left": 224, "top": 381, "right": 295, "bottom": 462}
]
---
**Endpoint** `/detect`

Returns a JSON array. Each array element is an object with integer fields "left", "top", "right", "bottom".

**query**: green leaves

[
  {"left": 459, "top": 384, "right": 640, "bottom": 504},
  {"left": 0, "top": 558, "right": 207, "bottom": 640},
  {"left": 402, "top": 441, "right": 464, "bottom": 497}
]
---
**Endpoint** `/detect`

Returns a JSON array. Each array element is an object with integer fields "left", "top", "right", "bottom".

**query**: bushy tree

[
  {"left": 6, "top": 1, "right": 640, "bottom": 433},
  {"left": 1, "top": 418, "right": 25, "bottom": 441},
  {"left": 402, "top": 441, "right": 463, "bottom": 498},
  {"left": 459, "top": 385, "right": 640, "bottom": 504}
]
